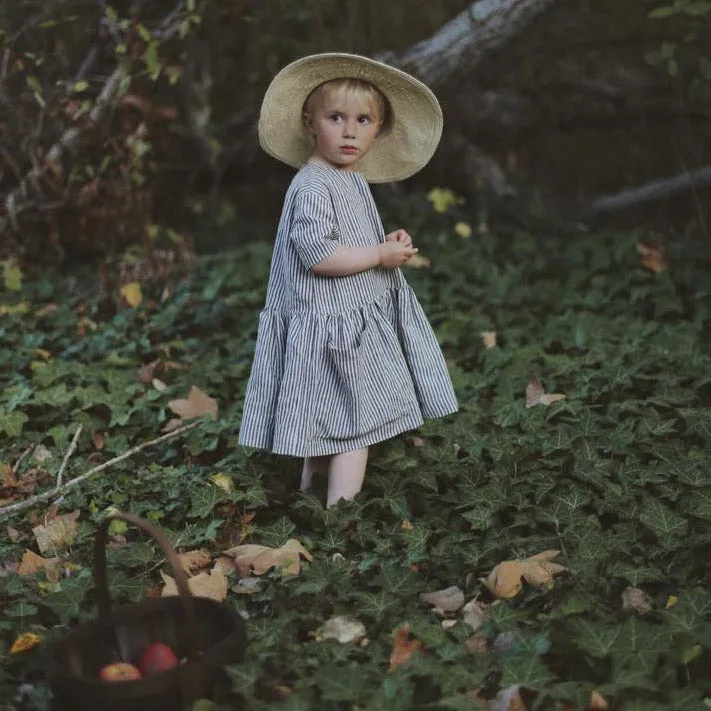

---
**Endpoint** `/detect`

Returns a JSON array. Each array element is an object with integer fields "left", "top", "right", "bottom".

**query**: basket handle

[{"left": 93, "top": 511, "right": 200, "bottom": 659}]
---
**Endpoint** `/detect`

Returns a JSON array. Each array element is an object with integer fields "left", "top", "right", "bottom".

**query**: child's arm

[{"left": 313, "top": 242, "right": 418, "bottom": 277}]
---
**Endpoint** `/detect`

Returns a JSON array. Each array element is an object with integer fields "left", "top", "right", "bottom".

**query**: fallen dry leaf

[
  {"left": 178, "top": 548, "right": 212, "bottom": 576},
  {"left": 525, "top": 375, "right": 567, "bottom": 408},
  {"left": 481, "top": 550, "right": 567, "bottom": 599},
  {"left": 152, "top": 377, "right": 168, "bottom": 392},
  {"left": 120, "top": 281, "right": 143, "bottom": 308},
  {"left": 7, "top": 526, "right": 20, "bottom": 543},
  {"left": 401, "top": 520, "right": 414, "bottom": 531},
  {"left": 17, "top": 549, "right": 60, "bottom": 583},
  {"left": 32, "top": 511, "right": 80, "bottom": 554},
  {"left": 481, "top": 331, "right": 497, "bottom": 349},
  {"left": 211, "top": 472, "right": 233, "bottom": 495},
  {"left": 388, "top": 623, "right": 422, "bottom": 672},
  {"left": 462, "top": 598, "right": 490, "bottom": 632},
  {"left": 225, "top": 538, "right": 312, "bottom": 576},
  {"left": 466, "top": 632, "right": 489, "bottom": 654},
  {"left": 420, "top": 586, "right": 465, "bottom": 615},
  {"left": 636, "top": 242, "right": 668, "bottom": 273},
  {"left": 555, "top": 690, "right": 609, "bottom": 711},
  {"left": 441, "top": 619, "right": 458, "bottom": 631},
  {"left": 166, "top": 386, "right": 218, "bottom": 426},
  {"left": 621, "top": 586, "right": 652, "bottom": 615},
  {"left": 314, "top": 615, "right": 367, "bottom": 644},
  {"left": 138, "top": 360, "right": 159, "bottom": 384},
  {"left": 161, "top": 567, "right": 228, "bottom": 602},
  {"left": 10, "top": 632, "right": 41, "bottom": 655},
  {"left": 213, "top": 555, "right": 237, "bottom": 576}
]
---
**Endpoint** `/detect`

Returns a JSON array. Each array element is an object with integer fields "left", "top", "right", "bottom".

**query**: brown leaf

[
  {"left": 17, "top": 549, "right": 60, "bottom": 583},
  {"left": 178, "top": 548, "right": 212, "bottom": 576},
  {"left": 554, "top": 691, "right": 609, "bottom": 711},
  {"left": 525, "top": 375, "right": 566, "bottom": 408},
  {"left": 224, "top": 538, "right": 312, "bottom": 576},
  {"left": 636, "top": 242, "right": 668, "bottom": 273},
  {"left": 388, "top": 623, "right": 422, "bottom": 672},
  {"left": 167, "top": 386, "right": 218, "bottom": 421},
  {"left": 92, "top": 431, "right": 105, "bottom": 450},
  {"left": 481, "top": 331, "right": 497, "bottom": 349},
  {"left": 160, "top": 567, "right": 228, "bottom": 602},
  {"left": 138, "top": 360, "right": 158, "bottom": 384},
  {"left": 420, "top": 586, "right": 465, "bottom": 614},
  {"left": 213, "top": 555, "right": 237, "bottom": 576},
  {"left": 481, "top": 551, "right": 566, "bottom": 598},
  {"left": 621, "top": 586, "right": 652, "bottom": 615},
  {"left": 466, "top": 632, "right": 489, "bottom": 654},
  {"left": 32, "top": 511, "right": 80, "bottom": 554}
]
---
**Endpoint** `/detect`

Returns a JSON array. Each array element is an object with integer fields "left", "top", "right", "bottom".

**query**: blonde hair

[{"left": 303, "top": 78, "right": 389, "bottom": 129}]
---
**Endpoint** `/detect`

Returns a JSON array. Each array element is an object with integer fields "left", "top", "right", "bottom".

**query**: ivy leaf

[
  {"left": 0, "top": 407, "right": 29, "bottom": 437},
  {"left": 188, "top": 484, "right": 226, "bottom": 519},
  {"left": 639, "top": 498, "right": 688, "bottom": 542},
  {"left": 38, "top": 571, "right": 90, "bottom": 624}
]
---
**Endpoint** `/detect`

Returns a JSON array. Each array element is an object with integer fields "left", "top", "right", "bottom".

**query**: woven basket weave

[{"left": 49, "top": 512, "right": 246, "bottom": 711}]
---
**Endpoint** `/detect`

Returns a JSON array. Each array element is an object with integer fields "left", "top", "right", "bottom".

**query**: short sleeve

[{"left": 289, "top": 189, "right": 339, "bottom": 270}]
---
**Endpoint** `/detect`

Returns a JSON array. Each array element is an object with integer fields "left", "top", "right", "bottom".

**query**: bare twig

[
  {"left": 12, "top": 444, "right": 35, "bottom": 476},
  {"left": 0, "top": 420, "right": 200, "bottom": 518},
  {"left": 56, "top": 425, "right": 83, "bottom": 488}
]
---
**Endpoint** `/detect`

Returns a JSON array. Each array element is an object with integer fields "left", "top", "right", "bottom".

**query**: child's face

[{"left": 305, "top": 92, "right": 383, "bottom": 171}]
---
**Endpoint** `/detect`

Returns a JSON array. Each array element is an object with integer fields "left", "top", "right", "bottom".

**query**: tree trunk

[{"left": 390, "top": 0, "right": 559, "bottom": 87}]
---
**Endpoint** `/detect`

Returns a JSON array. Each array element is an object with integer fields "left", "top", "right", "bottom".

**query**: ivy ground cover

[{"left": 0, "top": 199, "right": 710, "bottom": 710}]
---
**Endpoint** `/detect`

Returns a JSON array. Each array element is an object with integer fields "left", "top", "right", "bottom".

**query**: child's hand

[
  {"left": 377, "top": 241, "right": 419, "bottom": 269},
  {"left": 385, "top": 229, "right": 413, "bottom": 248}
]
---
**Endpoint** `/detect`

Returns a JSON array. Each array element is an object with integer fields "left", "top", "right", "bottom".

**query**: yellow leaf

[
  {"left": 34, "top": 348, "right": 52, "bottom": 361},
  {"left": 426, "top": 187, "right": 462, "bottom": 214},
  {"left": 0, "top": 302, "right": 29, "bottom": 316},
  {"left": 2, "top": 259, "right": 23, "bottom": 291},
  {"left": 120, "top": 281, "right": 143, "bottom": 308},
  {"left": 481, "top": 550, "right": 567, "bottom": 598},
  {"left": 225, "top": 538, "right": 312, "bottom": 577},
  {"left": 525, "top": 375, "right": 566, "bottom": 408},
  {"left": 666, "top": 595, "right": 678, "bottom": 609},
  {"left": 480, "top": 331, "right": 497, "bottom": 349},
  {"left": 167, "top": 385, "right": 218, "bottom": 421},
  {"left": 454, "top": 221, "right": 472, "bottom": 238},
  {"left": 160, "top": 567, "right": 228, "bottom": 602},
  {"left": 212, "top": 472, "right": 233, "bottom": 494},
  {"left": 10, "top": 632, "right": 41, "bottom": 654}
]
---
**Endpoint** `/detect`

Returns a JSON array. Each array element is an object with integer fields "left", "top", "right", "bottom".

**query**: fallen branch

[
  {"left": 0, "top": 420, "right": 200, "bottom": 518},
  {"left": 586, "top": 164, "right": 711, "bottom": 216},
  {"left": 56, "top": 425, "right": 83, "bottom": 489}
]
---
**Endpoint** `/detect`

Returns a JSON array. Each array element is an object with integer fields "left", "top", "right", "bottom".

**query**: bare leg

[
  {"left": 326, "top": 447, "right": 368, "bottom": 507},
  {"left": 300, "top": 455, "right": 331, "bottom": 491}
]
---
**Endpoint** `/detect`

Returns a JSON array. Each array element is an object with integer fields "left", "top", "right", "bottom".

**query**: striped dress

[{"left": 238, "top": 162, "right": 458, "bottom": 457}]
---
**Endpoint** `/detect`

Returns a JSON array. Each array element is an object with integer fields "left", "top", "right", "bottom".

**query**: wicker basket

[{"left": 49, "top": 512, "right": 246, "bottom": 711}]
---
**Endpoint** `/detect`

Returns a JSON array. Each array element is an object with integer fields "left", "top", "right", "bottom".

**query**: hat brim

[{"left": 258, "top": 53, "right": 443, "bottom": 183}]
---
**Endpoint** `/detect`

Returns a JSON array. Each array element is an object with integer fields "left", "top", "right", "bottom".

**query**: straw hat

[{"left": 258, "top": 53, "right": 443, "bottom": 183}]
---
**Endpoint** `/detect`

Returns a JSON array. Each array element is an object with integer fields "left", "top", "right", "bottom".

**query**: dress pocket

[{"left": 315, "top": 319, "right": 413, "bottom": 440}]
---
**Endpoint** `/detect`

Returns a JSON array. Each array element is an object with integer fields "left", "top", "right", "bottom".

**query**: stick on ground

[{"left": 0, "top": 420, "right": 200, "bottom": 518}]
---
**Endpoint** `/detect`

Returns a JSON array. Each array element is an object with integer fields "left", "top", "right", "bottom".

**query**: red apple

[
  {"left": 98, "top": 662, "right": 142, "bottom": 682},
  {"left": 137, "top": 642, "right": 179, "bottom": 676}
]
